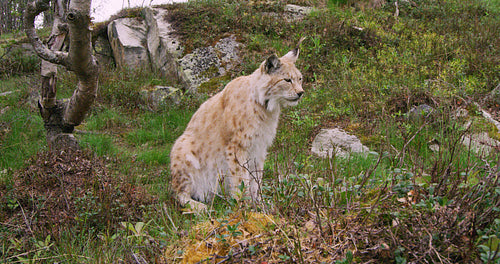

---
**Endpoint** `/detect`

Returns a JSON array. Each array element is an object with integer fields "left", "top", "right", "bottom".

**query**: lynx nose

[{"left": 297, "top": 91, "right": 304, "bottom": 98}]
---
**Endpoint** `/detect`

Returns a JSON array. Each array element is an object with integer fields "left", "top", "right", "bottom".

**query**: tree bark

[
  {"left": 24, "top": 0, "right": 98, "bottom": 151},
  {"left": 39, "top": 0, "right": 67, "bottom": 110},
  {"left": 64, "top": 0, "right": 99, "bottom": 126}
]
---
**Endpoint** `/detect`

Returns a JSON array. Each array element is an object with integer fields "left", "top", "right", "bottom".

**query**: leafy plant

[
  {"left": 478, "top": 219, "right": 500, "bottom": 263},
  {"left": 121, "top": 221, "right": 152, "bottom": 245}
]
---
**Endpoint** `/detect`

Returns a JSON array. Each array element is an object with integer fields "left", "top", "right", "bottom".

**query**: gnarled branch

[
  {"left": 63, "top": 0, "right": 99, "bottom": 126},
  {"left": 23, "top": 0, "right": 70, "bottom": 68},
  {"left": 24, "top": 0, "right": 99, "bottom": 151}
]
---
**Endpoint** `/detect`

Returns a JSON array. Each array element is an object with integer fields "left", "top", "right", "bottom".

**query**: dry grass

[{"left": 0, "top": 150, "right": 156, "bottom": 238}]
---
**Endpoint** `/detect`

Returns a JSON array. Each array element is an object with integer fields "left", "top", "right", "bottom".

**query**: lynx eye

[{"left": 284, "top": 78, "right": 292, "bottom": 83}]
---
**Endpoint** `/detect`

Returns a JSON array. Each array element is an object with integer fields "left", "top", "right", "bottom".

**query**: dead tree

[{"left": 24, "top": 0, "right": 98, "bottom": 151}]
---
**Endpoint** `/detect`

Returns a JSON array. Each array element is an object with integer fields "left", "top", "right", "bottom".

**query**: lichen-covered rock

[
  {"left": 461, "top": 132, "right": 500, "bottom": 156},
  {"left": 93, "top": 35, "right": 114, "bottom": 67},
  {"left": 214, "top": 36, "right": 242, "bottom": 75},
  {"left": 178, "top": 46, "right": 220, "bottom": 92},
  {"left": 407, "top": 104, "right": 435, "bottom": 122},
  {"left": 141, "top": 86, "right": 181, "bottom": 111},
  {"left": 481, "top": 109, "right": 500, "bottom": 132},
  {"left": 284, "top": 4, "right": 313, "bottom": 21},
  {"left": 107, "top": 18, "right": 151, "bottom": 70},
  {"left": 178, "top": 36, "right": 242, "bottom": 92},
  {"left": 311, "top": 128, "right": 374, "bottom": 158}
]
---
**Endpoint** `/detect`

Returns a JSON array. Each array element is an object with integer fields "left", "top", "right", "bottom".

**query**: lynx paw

[
  {"left": 177, "top": 193, "right": 207, "bottom": 214},
  {"left": 185, "top": 200, "right": 207, "bottom": 212}
]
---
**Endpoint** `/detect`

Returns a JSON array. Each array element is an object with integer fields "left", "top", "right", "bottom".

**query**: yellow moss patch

[{"left": 164, "top": 211, "right": 275, "bottom": 263}]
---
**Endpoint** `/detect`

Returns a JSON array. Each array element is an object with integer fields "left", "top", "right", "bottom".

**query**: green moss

[
  {"left": 475, "top": 117, "right": 500, "bottom": 142},
  {"left": 197, "top": 74, "right": 231, "bottom": 95}
]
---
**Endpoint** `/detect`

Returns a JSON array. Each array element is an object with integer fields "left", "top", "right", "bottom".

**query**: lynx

[{"left": 169, "top": 39, "right": 305, "bottom": 211}]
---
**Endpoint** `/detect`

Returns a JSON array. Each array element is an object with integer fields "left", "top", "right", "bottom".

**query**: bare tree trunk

[{"left": 24, "top": 0, "right": 98, "bottom": 151}]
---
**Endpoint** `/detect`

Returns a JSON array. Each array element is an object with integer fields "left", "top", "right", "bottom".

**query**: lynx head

[{"left": 257, "top": 38, "right": 305, "bottom": 112}]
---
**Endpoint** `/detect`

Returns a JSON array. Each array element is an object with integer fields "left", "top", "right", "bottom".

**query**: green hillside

[{"left": 0, "top": 0, "right": 499, "bottom": 262}]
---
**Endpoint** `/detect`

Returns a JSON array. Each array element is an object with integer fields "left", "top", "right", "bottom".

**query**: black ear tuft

[
  {"left": 296, "top": 37, "right": 306, "bottom": 50},
  {"left": 265, "top": 54, "right": 281, "bottom": 74},
  {"left": 282, "top": 37, "right": 305, "bottom": 63}
]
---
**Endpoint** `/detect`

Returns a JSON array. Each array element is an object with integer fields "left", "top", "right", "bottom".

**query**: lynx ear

[
  {"left": 282, "top": 37, "right": 306, "bottom": 63},
  {"left": 264, "top": 54, "right": 281, "bottom": 74}
]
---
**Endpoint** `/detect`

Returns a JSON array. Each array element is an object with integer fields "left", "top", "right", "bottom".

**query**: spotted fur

[{"left": 170, "top": 41, "right": 304, "bottom": 211}]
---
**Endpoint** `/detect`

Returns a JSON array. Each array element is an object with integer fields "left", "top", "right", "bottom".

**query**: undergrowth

[{"left": 0, "top": 0, "right": 499, "bottom": 263}]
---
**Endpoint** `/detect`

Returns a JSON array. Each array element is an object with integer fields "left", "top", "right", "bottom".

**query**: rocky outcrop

[
  {"left": 106, "top": 7, "right": 243, "bottom": 93},
  {"left": 311, "top": 128, "right": 375, "bottom": 158},
  {"left": 214, "top": 36, "right": 242, "bottom": 76},
  {"left": 93, "top": 35, "right": 114, "bottom": 67},
  {"left": 178, "top": 36, "right": 242, "bottom": 92},
  {"left": 456, "top": 106, "right": 500, "bottom": 156},
  {"left": 107, "top": 17, "right": 151, "bottom": 70},
  {"left": 178, "top": 46, "right": 220, "bottom": 92},
  {"left": 143, "top": 6, "right": 183, "bottom": 80}
]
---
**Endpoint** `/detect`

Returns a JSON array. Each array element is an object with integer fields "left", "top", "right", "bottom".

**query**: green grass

[
  {"left": 79, "top": 134, "right": 117, "bottom": 156},
  {"left": 0, "top": 0, "right": 499, "bottom": 263},
  {"left": 0, "top": 76, "right": 45, "bottom": 171},
  {"left": 0, "top": 109, "right": 44, "bottom": 172},
  {"left": 84, "top": 107, "right": 130, "bottom": 132}
]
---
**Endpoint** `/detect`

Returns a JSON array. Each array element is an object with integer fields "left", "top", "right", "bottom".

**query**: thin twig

[
  {"left": 0, "top": 45, "right": 13, "bottom": 61},
  {"left": 358, "top": 152, "right": 383, "bottom": 191},
  {"left": 423, "top": 227, "right": 447, "bottom": 264},
  {"left": 359, "top": 182, "right": 389, "bottom": 227},
  {"left": 17, "top": 201, "right": 33, "bottom": 235},
  {"left": 163, "top": 203, "right": 178, "bottom": 232},
  {"left": 397, "top": 117, "right": 430, "bottom": 166},
  {"left": 6, "top": 246, "right": 50, "bottom": 261}
]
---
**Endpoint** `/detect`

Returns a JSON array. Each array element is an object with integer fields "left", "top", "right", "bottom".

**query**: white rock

[
  {"left": 144, "top": 7, "right": 184, "bottom": 78},
  {"left": 284, "top": 4, "right": 313, "bottom": 21},
  {"left": 311, "top": 128, "right": 373, "bottom": 158},
  {"left": 482, "top": 109, "right": 500, "bottom": 132},
  {"left": 107, "top": 18, "right": 151, "bottom": 70},
  {"left": 461, "top": 132, "right": 500, "bottom": 156}
]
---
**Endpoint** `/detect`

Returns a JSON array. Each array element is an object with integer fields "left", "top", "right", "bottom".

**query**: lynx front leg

[
  {"left": 247, "top": 157, "right": 264, "bottom": 203},
  {"left": 232, "top": 154, "right": 264, "bottom": 205},
  {"left": 170, "top": 165, "right": 207, "bottom": 213},
  {"left": 225, "top": 145, "right": 251, "bottom": 200}
]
